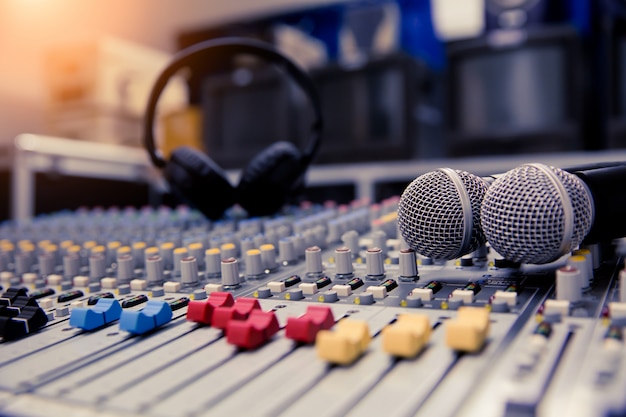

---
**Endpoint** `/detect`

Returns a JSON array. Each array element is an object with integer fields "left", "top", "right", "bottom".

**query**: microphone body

[
  {"left": 575, "top": 165, "right": 626, "bottom": 243},
  {"left": 481, "top": 163, "right": 626, "bottom": 264}
]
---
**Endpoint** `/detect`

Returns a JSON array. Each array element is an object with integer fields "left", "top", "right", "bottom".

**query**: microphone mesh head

[
  {"left": 398, "top": 169, "right": 488, "bottom": 260},
  {"left": 481, "top": 164, "right": 593, "bottom": 264}
]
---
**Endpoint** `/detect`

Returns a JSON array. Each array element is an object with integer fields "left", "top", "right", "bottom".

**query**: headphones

[{"left": 143, "top": 37, "right": 323, "bottom": 220}]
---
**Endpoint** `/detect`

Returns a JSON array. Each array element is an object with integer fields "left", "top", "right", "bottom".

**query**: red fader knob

[
  {"left": 212, "top": 298, "right": 261, "bottom": 330},
  {"left": 285, "top": 305, "right": 335, "bottom": 344},
  {"left": 186, "top": 292, "right": 234, "bottom": 325},
  {"left": 227, "top": 310, "right": 280, "bottom": 349}
]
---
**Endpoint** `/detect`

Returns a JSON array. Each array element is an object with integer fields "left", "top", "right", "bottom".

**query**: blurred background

[{"left": 1, "top": 0, "right": 625, "bottom": 220}]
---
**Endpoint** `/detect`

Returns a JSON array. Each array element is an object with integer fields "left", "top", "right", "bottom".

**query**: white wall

[{"left": 0, "top": 0, "right": 342, "bottom": 145}]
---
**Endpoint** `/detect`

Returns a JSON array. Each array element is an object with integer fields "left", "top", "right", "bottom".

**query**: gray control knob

[
  {"left": 398, "top": 249, "right": 418, "bottom": 279},
  {"left": 334, "top": 247, "right": 353, "bottom": 279},
  {"left": 305, "top": 246, "right": 324, "bottom": 277},
  {"left": 355, "top": 291, "right": 374, "bottom": 305},
  {"left": 221, "top": 257, "right": 240, "bottom": 288},
  {"left": 205, "top": 248, "right": 221, "bottom": 278},
  {"left": 279, "top": 238, "right": 297, "bottom": 265},
  {"left": 556, "top": 265, "right": 582, "bottom": 303},
  {"left": 260, "top": 244, "right": 278, "bottom": 271},
  {"left": 63, "top": 253, "right": 80, "bottom": 280},
  {"left": 366, "top": 247, "right": 385, "bottom": 279},
  {"left": 181, "top": 256, "right": 199, "bottom": 286},
  {"left": 405, "top": 294, "right": 423, "bottom": 308},
  {"left": 145, "top": 255, "right": 164, "bottom": 285},
  {"left": 89, "top": 253, "right": 106, "bottom": 282},
  {"left": 287, "top": 288, "right": 304, "bottom": 300},
  {"left": 322, "top": 290, "right": 339, "bottom": 303},
  {"left": 116, "top": 254, "right": 134, "bottom": 283},
  {"left": 245, "top": 249, "right": 264, "bottom": 278}
]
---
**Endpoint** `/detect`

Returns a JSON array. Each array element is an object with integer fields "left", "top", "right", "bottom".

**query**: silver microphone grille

[
  {"left": 481, "top": 163, "right": 594, "bottom": 264},
  {"left": 398, "top": 168, "right": 489, "bottom": 260}
]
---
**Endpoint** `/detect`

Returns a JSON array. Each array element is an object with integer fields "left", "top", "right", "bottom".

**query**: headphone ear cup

[
  {"left": 165, "top": 146, "right": 236, "bottom": 220},
  {"left": 237, "top": 141, "right": 305, "bottom": 216}
]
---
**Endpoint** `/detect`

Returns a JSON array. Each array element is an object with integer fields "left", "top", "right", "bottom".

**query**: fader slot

[
  {"left": 0, "top": 289, "right": 180, "bottom": 367},
  {"left": 273, "top": 308, "right": 404, "bottom": 416},
  {"left": 504, "top": 325, "right": 576, "bottom": 416},
  {"left": 1, "top": 393, "right": 90, "bottom": 417},
  {"left": 405, "top": 313, "right": 518, "bottom": 417},
  {"left": 36, "top": 319, "right": 202, "bottom": 399},
  {"left": 105, "top": 333, "right": 238, "bottom": 415},
  {"left": 203, "top": 345, "right": 329, "bottom": 417},
  {"left": 277, "top": 337, "right": 396, "bottom": 417},
  {"left": 55, "top": 324, "right": 220, "bottom": 404},
  {"left": 454, "top": 318, "right": 591, "bottom": 417},
  {"left": 0, "top": 319, "right": 83, "bottom": 367},
  {"left": 105, "top": 301, "right": 347, "bottom": 414},
  {"left": 143, "top": 302, "right": 386, "bottom": 417},
  {"left": 0, "top": 308, "right": 189, "bottom": 392},
  {"left": 194, "top": 304, "right": 392, "bottom": 416},
  {"left": 344, "top": 316, "right": 457, "bottom": 417},
  {"left": 147, "top": 336, "right": 297, "bottom": 417},
  {"left": 547, "top": 320, "right": 626, "bottom": 417},
  {"left": 0, "top": 329, "right": 131, "bottom": 392}
]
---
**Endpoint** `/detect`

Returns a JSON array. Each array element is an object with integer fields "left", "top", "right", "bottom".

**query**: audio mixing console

[{"left": 0, "top": 199, "right": 625, "bottom": 417}]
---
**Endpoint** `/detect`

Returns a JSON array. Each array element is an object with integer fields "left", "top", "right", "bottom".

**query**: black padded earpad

[
  {"left": 164, "top": 146, "right": 236, "bottom": 220},
  {"left": 237, "top": 141, "right": 304, "bottom": 216}
]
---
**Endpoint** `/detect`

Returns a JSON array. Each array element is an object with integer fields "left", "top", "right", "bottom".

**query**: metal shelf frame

[{"left": 11, "top": 133, "right": 626, "bottom": 220}]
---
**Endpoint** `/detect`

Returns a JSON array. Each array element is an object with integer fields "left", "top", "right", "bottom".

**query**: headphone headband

[{"left": 143, "top": 37, "right": 323, "bottom": 169}]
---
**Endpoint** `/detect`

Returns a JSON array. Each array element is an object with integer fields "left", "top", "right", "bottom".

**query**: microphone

[
  {"left": 481, "top": 163, "right": 626, "bottom": 264},
  {"left": 397, "top": 161, "right": 626, "bottom": 262},
  {"left": 397, "top": 168, "right": 490, "bottom": 260}
]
